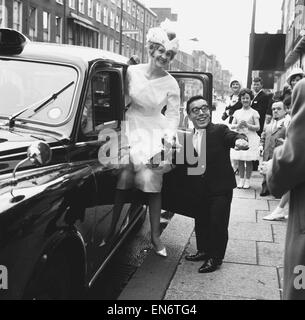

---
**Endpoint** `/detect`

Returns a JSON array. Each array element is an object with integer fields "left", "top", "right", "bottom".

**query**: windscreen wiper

[{"left": 7, "top": 81, "right": 75, "bottom": 129}]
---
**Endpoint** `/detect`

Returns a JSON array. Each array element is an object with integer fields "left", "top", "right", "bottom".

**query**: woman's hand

[{"left": 239, "top": 120, "right": 248, "bottom": 128}]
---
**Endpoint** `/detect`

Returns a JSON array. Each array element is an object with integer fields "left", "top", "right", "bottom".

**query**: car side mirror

[
  {"left": 27, "top": 141, "right": 52, "bottom": 166},
  {"left": 10, "top": 142, "right": 52, "bottom": 202}
]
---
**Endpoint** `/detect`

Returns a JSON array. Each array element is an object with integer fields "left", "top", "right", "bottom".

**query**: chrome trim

[
  {"left": 88, "top": 207, "right": 146, "bottom": 288},
  {"left": 103, "top": 121, "right": 117, "bottom": 126},
  {"left": 0, "top": 145, "right": 65, "bottom": 162}
]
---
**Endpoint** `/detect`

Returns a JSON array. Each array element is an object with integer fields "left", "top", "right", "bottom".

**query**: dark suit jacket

[
  {"left": 251, "top": 90, "right": 270, "bottom": 135},
  {"left": 162, "top": 123, "right": 246, "bottom": 215}
]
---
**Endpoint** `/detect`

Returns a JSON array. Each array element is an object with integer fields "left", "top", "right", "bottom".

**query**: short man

[
  {"left": 181, "top": 95, "right": 249, "bottom": 273},
  {"left": 251, "top": 77, "right": 270, "bottom": 136},
  {"left": 259, "top": 101, "right": 288, "bottom": 198}
]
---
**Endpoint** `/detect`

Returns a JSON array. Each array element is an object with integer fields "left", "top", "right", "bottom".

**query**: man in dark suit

[
  {"left": 251, "top": 77, "right": 270, "bottom": 136},
  {"left": 177, "top": 95, "right": 249, "bottom": 273}
]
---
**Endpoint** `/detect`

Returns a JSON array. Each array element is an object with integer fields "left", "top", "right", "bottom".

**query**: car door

[
  {"left": 162, "top": 72, "right": 213, "bottom": 216},
  {"left": 74, "top": 62, "right": 135, "bottom": 275}
]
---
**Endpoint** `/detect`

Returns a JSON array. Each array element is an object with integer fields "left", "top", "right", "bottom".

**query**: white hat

[
  {"left": 146, "top": 27, "right": 179, "bottom": 53},
  {"left": 229, "top": 80, "right": 241, "bottom": 87},
  {"left": 287, "top": 68, "right": 305, "bottom": 85}
]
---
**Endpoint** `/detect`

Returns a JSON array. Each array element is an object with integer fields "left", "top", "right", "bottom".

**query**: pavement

[{"left": 118, "top": 172, "right": 288, "bottom": 301}]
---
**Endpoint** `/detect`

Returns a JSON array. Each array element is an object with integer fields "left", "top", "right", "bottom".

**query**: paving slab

[
  {"left": 185, "top": 237, "right": 257, "bottom": 265},
  {"left": 164, "top": 289, "right": 254, "bottom": 300},
  {"left": 229, "top": 221, "right": 273, "bottom": 242},
  {"left": 225, "top": 239, "right": 257, "bottom": 265},
  {"left": 232, "top": 197, "right": 269, "bottom": 211},
  {"left": 233, "top": 188, "right": 256, "bottom": 199},
  {"left": 272, "top": 225, "right": 287, "bottom": 244},
  {"left": 167, "top": 262, "right": 281, "bottom": 300},
  {"left": 257, "top": 242, "right": 285, "bottom": 267}
]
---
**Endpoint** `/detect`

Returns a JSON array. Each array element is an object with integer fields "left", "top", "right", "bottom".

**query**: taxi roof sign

[{"left": 0, "top": 28, "right": 29, "bottom": 55}]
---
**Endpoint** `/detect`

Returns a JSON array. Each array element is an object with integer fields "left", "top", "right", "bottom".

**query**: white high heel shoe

[{"left": 154, "top": 246, "right": 167, "bottom": 257}]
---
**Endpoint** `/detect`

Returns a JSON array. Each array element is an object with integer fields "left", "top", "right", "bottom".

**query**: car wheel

[{"left": 23, "top": 250, "right": 81, "bottom": 300}]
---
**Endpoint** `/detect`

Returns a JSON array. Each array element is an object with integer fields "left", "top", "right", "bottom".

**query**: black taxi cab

[{"left": 0, "top": 28, "right": 212, "bottom": 300}]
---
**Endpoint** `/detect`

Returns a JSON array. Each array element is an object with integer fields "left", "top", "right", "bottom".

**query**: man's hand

[
  {"left": 235, "top": 139, "right": 249, "bottom": 150},
  {"left": 259, "top": 145, "right": 264, "bottom": 156}
]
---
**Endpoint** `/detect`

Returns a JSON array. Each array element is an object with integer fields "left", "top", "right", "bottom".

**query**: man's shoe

[
  {"left": 185, "top": 252, "right": 208, "bottom": 262},
  {"left": 260, "top": 185, "right": 270, "bottom": 197},
  {"left": 198, "top": 258, "right": 222, "bottom": 273},
  {"left": 260, "top": 190, "right": 270, "bottom": 196}
]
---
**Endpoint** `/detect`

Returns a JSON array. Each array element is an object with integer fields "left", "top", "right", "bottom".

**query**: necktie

[{"left": 193, "top": 130, "right": 201, "bottom": 156}]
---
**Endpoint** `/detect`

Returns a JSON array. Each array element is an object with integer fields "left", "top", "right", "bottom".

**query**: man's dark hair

[
  {"left": 186, "top": 95, "right": 208, "bottom": 114},
  {"left": 239, "top": 88, "right": 254, "bottom": 100},
  {"left": 252, "top": 76, "right": 263, "bottom": 85}
]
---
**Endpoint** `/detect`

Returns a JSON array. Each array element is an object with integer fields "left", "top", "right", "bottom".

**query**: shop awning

[{"left": 69, "top": 13, "right": 100, "bottom": 32}]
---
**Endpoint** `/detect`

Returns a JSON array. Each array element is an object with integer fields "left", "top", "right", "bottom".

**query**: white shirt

[{"left": 193, "top": 129, "right": 204, "bottom": 156}]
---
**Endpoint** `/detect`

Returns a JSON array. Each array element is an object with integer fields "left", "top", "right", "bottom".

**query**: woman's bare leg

[
  {"left": 238, "top": 161, "right": 245, "bottom": 179},
  {"left": 148, "top": 192, "right": 164, "bottom": 250},
  {"left": 279, "top": 192, "right": 290, "bottom": 209}
]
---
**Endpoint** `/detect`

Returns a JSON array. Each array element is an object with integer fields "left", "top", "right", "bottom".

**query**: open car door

[{"left": 162, "top": 72, "right": 213, "bottom": 217}]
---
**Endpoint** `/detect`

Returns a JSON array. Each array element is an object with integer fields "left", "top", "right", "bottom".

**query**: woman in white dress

[
  {"left": 231, "top": 88, "right": 260, "bottom": 189},
  {"left": 117, "top": 27, "right": 180, "bottom": 257}
]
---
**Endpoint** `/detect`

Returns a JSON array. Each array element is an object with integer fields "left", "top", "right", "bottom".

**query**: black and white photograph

[{"left": 0, "top": 0, "right": 305, "bottom": 305}]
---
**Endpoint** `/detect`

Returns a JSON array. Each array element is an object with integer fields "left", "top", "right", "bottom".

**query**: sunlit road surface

[{"left": 212, "top": 101, "right": 227, "bottom": 124}]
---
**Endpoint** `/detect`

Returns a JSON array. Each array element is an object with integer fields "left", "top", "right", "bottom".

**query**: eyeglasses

[{"left": 190, "top": 105, "right": 210, "bottom": 115}]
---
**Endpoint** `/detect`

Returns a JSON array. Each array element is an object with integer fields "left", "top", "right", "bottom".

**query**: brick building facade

[{"left": 0, "top": 0, "right": 157, "bottom": 62}]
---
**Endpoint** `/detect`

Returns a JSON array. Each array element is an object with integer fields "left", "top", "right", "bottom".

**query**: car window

[
  {"left": 80, "top": 70, "right": 119, "bottom": 138},
  {"left": 0, "top": 59, "right": 78, "bottom": 126}
]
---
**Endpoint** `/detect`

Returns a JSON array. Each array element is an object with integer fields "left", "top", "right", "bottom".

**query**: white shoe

[
  {"left": 243, "top": 179, "right": 250, "bottom": 189},
  {"left": 237, "top": 179, "right": 244, "bottom": 189},
  {"left": 154, "top": 246, "right": 167, "bottom": 257},
  {"left": 263, "top": 207, "right": 286, "bottom": 221}
]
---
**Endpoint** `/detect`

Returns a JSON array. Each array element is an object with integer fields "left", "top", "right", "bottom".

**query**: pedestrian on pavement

[
  {"left": 222, "top": 80, "right": 242, "bottom": 124},
  {"left": 180, "top": 95, "right": 249, "bottom": 273},
  {"left": 251, "top": 77, "right": 270, "bottom": 136},
  {"left": 114, "top": 27, "right": 180, "bottom": 258},
  {"left": 286, "top": 68, "right": 305, "bottom": 90},
  {"left": 263, "top": 69, "right": 304, "bottom": 221},
  {"left": 266, "top": 78, "right": 305, "bottom": 300},
  {"left": 259, "top": 101, "right": 288, "bottom": 198},
  {"left": 230, "top": 88, "right": 260, "bottom": 189}
]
